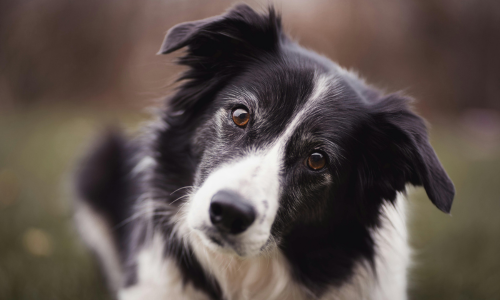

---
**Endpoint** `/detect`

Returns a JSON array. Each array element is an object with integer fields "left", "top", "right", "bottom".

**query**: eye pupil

[
  {"left": 308, "top": 152, "right": 326, "bottom": 170},
  {"left": 232, "top": 108, "right": 250, "bottom": 127}
]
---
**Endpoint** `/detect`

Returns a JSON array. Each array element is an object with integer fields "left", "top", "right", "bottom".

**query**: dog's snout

[{"left": 209, "top": 190, "right": 255, "bottom": 235}]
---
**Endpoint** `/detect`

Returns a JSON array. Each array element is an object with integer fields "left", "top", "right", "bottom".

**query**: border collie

[{"left": 74, "top": 5, "right": 455, "bottom": 300}]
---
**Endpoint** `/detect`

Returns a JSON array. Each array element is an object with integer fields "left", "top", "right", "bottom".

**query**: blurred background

[{"left": 0, "top": 0, "right": 499, "bottom": 299}]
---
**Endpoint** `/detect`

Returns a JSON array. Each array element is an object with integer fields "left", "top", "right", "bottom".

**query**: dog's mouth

[
  {"left": 208, "top": 235, "right": 224, "bottom": 247},
  {"left": 195, "top": 225, "right": 244, "bottom": 254},
  {"left": 193, "top": 224, "right": 271, "bottom": 257}
]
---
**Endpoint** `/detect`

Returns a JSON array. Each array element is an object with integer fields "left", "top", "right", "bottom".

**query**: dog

[{"left": 74, "top": 5, "right": 455, "bottom": 300}]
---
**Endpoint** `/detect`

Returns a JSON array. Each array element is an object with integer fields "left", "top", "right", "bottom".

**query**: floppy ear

[
  {"left": 361, "top": 94, "right": 455, "bottom": 213},
  {"left": 158, "top": 15, "right": 224, "bottom": 55},
  {"left": 158, "top": 4, "right": 281, "bottom": 55},
  {"left": 157, "top": 5, "right": 283, "bottom": 116}
]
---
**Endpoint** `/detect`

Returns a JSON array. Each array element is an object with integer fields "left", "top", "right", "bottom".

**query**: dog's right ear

[{"left": 359, "top": 95, "right": 455, "bottom": 214}]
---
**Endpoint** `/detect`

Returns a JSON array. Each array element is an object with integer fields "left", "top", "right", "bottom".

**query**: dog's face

[
  {"left": 158, "top": 5, "right": 455, "bottom": 258},
  {"left": 187, "top": 65, "right": 338, "bottom": 256}
]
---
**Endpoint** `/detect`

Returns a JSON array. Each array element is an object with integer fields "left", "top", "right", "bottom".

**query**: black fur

[
  {"left": 76, "top": 5, "right": 454, "bottom": 300},
  {"left": 75, "top": 129, "right": 135, "bottom": 255}
]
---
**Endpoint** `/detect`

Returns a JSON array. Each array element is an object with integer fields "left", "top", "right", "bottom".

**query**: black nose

[{"left": 209, "top": 190, "right": 256, "bottom": 235}]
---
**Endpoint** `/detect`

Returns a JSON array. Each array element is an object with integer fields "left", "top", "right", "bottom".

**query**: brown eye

[
  {"left": 232, "top": 108, "right": 250, "bottom": 127},
  {"left": 307, "top": 152, "right": 326, "bottom": 170}
]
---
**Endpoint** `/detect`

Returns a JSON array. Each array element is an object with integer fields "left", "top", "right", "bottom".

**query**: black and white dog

[{"left": 74, "top": 5, "right": 454, "bottom": 300}]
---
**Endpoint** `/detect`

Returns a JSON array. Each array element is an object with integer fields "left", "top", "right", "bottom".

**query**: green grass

[{"left": 0, "top": 106, "right": 499, "bottom": 300}]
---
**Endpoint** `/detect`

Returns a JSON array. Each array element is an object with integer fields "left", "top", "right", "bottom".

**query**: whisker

[
  {"left": 170, "top": 194, "right": 190, "bottom": 205},
  {"left": 170, "top": 185, "right": 194, "bottom": 196}
]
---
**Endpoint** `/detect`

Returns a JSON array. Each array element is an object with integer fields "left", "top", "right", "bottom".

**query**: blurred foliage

[
  {"left": 0, "top": 106, "right": 499, "bottom": 299},
  {"left": 1, "top": 0, "right": 500, "bottom": 113}
]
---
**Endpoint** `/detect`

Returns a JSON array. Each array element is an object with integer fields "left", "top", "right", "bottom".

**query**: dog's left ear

[
  {"left": 158, "top": 14, "right": 223, "bottom": 55},
  {"left": 157, "top": 4, "right": 283, "bottom": 116},
  {"left": 363, "top": 95, "right": 455, "bottom": 213},
  {"left": 159, "top": 4, "right": 282, "bottom": 57}
]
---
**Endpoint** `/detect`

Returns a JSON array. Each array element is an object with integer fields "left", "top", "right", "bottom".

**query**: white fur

[
  {"left": 75, "top": 201, "right": 122, "bottom": 291},
  {"left": 323, "top": 193, "right": 409, "bottom": 300},
  {"left": 370, "top": 195, "right": 409, "bottom": 300},
  {"left": 131, "top": 156, "right": 156, "bottom": 177},
  {"left": 119, "top": 233, "right": 211, "bottom": 300},
  {"left": 190, "top": 233, "right": 307, "bottom": 300}
]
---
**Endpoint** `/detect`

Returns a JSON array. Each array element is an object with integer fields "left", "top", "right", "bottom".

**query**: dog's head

[{"left": 156, "top": 5, "right": 454, "bottom": 257}]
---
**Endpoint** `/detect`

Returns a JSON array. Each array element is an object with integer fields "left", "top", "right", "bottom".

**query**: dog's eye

[
  {"left": 307, "top": 152, "right": 326, "bottom": 170},
  {"left": 232, "top": 108, "right": 250, "bottom": 127}
]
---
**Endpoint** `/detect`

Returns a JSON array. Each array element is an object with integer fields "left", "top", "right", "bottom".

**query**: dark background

[{"left": 0, "top": 0, "right": 499, "bottom": 299}]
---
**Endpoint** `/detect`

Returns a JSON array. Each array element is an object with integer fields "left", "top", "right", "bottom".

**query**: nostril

[
  {"left": 209, "top": 202, "right": 224, "bottom": 223},
  {"left": 209, "top": 190, "right": 256, "bottom": 235}
]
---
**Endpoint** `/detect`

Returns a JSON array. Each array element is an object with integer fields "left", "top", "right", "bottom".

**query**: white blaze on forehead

[
  {"left": 259, "top": 73, "right": 335, "bottom": 168},
  {"left": 279, "top": 73, "right": 335, "bottom": 144},
  {"left": 264, "top": 73, "right": 335, "bottom": 187}
]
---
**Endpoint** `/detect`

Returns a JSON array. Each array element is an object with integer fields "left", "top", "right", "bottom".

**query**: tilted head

[{"left": 155, "top": 5, "right": 454, "bottom": 259}]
